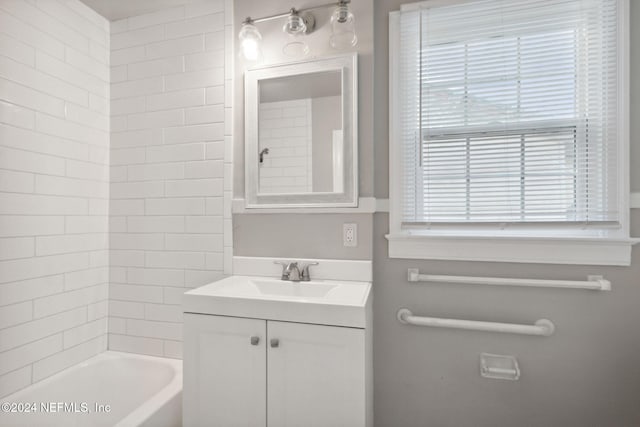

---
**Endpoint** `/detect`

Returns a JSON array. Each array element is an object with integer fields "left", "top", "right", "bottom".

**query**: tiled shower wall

[
  {"left": 108, "top": 0, "right": 232, "bottom": 358},
  {"left": 0, "top": 0, "right": 110, "bottom": 398},
  {"left": 258, "top": 99, "right": 313, "bottom": 194}
]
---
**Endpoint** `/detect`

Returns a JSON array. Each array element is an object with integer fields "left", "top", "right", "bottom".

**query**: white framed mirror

[{"left": 244, "top": 53, "right": 358, "bottom": 208}]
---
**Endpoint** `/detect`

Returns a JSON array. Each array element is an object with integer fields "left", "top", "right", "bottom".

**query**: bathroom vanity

[
  {"left": 182, "top": 271, "right": 372, "bottom": 427},
  {"left": 182, "top": 52, "right": 370, "bottom": 426}
]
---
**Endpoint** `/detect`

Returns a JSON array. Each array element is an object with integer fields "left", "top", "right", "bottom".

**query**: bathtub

[{"left": 0, "top": 351, "right": 182, "bottom": 427}]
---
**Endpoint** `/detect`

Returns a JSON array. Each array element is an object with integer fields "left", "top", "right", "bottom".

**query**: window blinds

[{"left": 398, "top": 0, "right": 620, "bottom": 227}]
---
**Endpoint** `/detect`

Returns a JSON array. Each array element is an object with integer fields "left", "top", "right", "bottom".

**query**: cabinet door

[
  {"left": 183, "top": 313, "right": 266, "bottom": 427},
  {"left": 267, "top": 321, "right": 366, "bottom": 427}
]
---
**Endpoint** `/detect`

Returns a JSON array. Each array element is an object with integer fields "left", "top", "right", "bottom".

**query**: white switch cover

[{"left": 343, "top": 223, "right": 357, "bottom": 247}]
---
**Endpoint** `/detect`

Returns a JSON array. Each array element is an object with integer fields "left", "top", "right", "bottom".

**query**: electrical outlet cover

[{"left": 343, "top": 223, "right": 357, "bottom": 247}]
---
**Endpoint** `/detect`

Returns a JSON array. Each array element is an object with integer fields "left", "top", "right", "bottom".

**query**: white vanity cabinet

[
  {"left": 182, "top": 274, "right": 372, "bottom": 427},
  {"left": 183, "top": 313, "right": 369, "bottom": 427}
]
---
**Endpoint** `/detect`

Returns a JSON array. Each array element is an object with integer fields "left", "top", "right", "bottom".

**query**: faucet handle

[
  {"left": 300, "top": 262, "right": 319, "bottom": 281},
  {"left": 274, "top": 261, "right": 289, "bottom": 280}
]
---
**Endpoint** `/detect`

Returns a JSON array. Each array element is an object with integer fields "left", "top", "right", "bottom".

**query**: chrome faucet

[
  {"left": 284, "top": 262, "right": 302, "bottom": 281},
  {"left": 274, "top": 261, "right": 319, "bottom": 282}
]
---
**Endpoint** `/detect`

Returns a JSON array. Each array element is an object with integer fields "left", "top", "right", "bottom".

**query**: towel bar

[
  {"left": 397, "top": 309, "right": 555, "bottom": 336},
  {"left": 407, "top": 269, "right": 610, "bottom": 291}
]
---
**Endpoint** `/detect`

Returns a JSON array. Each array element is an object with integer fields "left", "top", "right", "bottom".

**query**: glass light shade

[
  {"left": 238, "top": 23, "right": 262, "bottom": 61},
  {"left": 330, "top": 4, "right": 357, "bottom": 49},
  {"left": 283, "top": 13, "right": 307, "bottom": 36}
]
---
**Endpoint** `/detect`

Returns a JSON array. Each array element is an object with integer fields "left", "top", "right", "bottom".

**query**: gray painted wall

[
  {"left": 632, "top": 0, "right": 640, "bottom": 191},
  {"left": 372, "top": 1, "right": 640, "bottom": 426},
  {"left": 373, "top": 213, "right": 640, "bottom": 427},
  {"left": 233, "top": 0, "right": 640, "bottom": 425},
  {"left": 233, "top": 213, "right": 372, "bottom": 260}
]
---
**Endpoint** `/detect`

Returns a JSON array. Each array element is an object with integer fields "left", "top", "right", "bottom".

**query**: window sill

[{"left": 386, "top": 234, "right": 639, "bottom": 266}]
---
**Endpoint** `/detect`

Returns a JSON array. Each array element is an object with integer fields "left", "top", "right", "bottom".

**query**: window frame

[{"left": 387, "top": 0, "right": 634, "bottom": 266}]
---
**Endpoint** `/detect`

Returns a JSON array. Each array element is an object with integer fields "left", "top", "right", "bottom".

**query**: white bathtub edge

[{"left": 111, "top": 351, "right": 183, "bottom": 427}]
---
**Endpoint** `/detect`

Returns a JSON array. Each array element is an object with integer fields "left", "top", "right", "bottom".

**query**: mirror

[
  {"left": 245, "top": 54, "right": 357, "bottom": 208},
  {"left": 258, "top": 71, "right": 342, "bottom": 195}
]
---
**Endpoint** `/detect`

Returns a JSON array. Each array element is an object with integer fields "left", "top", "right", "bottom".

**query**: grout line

[
  {"left": 0, "top": 187, "right": 109, "bottom": 198},
  {"left": 0, "top": 305, "right": 101, "bottom": 353},
  {"left": 0, "top": 73, "right": 107, "bottom": 115},
  {"left": 1, "top": 53, "right": 109, "bottom": 101},
  {"left": 0, "top": 245, "right": 109, "bottom": 259},
  {"left": 0, "top": 7, "right": 109, "bottom": 68},
  {"left": 113, "top": 66, "right": 225, "bottom": 93},
  {"left": 0, "top": 263, "right": 102, "bottom": 287},
  {"left": 4, "top": 115, "right": 109, "bottom": 146},
  {"left": 1, "top": 120, "right": 109, "bottom": 153},
  {"left": 28, "top": 334, "right": 108, "bottom": 384},
  {"left": 0, "top": 213, "right": 107, "bottom": 218},
  {"left": 112, "top": 109, "right": 226, "bottom": 121},
  {"left": 111, "top": 17, "right": 226, "bottom": 52},
  {"left": 23, "top": 0, "right": 110, "bottom": 52}
]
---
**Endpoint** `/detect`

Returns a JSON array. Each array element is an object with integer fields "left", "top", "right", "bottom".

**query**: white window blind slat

[{"left": 398, "top": 0, "right": 620, "bottom": 226}]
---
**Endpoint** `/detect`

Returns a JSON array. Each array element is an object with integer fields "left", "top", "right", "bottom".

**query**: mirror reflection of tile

[{"left": 258, "top": 96, "right": 341, "bottom": 194}]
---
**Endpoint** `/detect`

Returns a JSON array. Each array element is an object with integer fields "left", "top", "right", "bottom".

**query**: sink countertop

[{"left": 183, "top": 275, "right": 372, "bottom": 328}]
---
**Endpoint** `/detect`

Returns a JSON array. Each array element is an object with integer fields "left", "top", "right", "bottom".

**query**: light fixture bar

[
  {"left": 247, "top": 12, "right": 290, "bottom": 25},
  {"left": 238, "top": 0, "right": 354, "bottom": 61},
  {"left": 244, "top": 0, "right": 349, "bottom": 25}
]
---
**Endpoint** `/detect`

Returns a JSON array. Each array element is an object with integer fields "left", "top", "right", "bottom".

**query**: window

[{"left": 388, "top": 0, "right": 632, "bottom": 265}]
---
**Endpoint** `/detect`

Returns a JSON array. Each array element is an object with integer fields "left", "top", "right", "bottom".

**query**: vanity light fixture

[
  {"left": 239, "top": 0, "right": 356, "bottom": 61},
  {"left": 330, "top": 0, "right": 357, "bottom": 49},
  {"left": 238, "top": 19, "right": 263, "bottom": 62},
  {"left": 282, "top": 8, "right": 314, "bottom": 57},
  {"left": 282, "top": 8, "right": 313, "bottom": 36}
]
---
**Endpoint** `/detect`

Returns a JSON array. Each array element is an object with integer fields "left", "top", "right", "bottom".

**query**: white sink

[
  {"left": 250, "top": 279, "right": 338, "bottom": 298},
  {"left": 183, "top": 275, "right": 371, "bottom": 328}
]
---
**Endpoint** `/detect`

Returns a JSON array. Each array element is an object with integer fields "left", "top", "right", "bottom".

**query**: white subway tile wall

[
  {"left": 0, "top": 0, "right": 110, "bottom": 398},
  {"left": 258, "top": 99, "right": 313, "bottom": 194},
  {"left": 108, "top": 0, "right": 232, "bottom": 359}
]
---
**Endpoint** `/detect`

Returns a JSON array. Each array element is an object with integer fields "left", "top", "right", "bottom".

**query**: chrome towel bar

[
  {"left": 407, "top": 269, "right": 611, "bottom": 291},
  {"left": 397, "top": 309, "right": 555, "bottom": 337}
]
